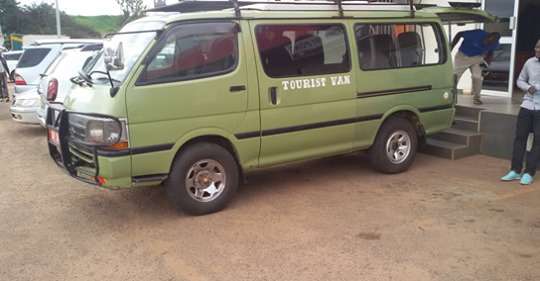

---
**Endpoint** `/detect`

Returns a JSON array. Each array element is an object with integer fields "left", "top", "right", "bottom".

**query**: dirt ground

[{"left": 1, "top": 86, "right": 540, "bottom": 281}]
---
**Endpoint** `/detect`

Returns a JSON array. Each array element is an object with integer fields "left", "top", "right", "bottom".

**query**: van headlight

[{"left": 68, "top": 113, "right": 128, "bottom": 148}]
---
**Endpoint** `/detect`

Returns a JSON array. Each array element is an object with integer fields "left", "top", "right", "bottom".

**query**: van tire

[
  {"left": 369, "top": 117, "right": 418, "bottom": 174},
  {"left": 165, "top": 143, "right": 239, "bottom": 215}
]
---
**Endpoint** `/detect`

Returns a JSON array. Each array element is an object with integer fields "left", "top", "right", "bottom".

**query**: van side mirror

[{"left": 104, "top": 42, "right": 125, "bottom": 71}]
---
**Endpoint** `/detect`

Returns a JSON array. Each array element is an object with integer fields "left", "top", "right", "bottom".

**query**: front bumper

[
  {"left": 47, "top": 105, "right": 132, "bottom": 189},
  {"left": 36, "top": 103, "right": 48, "bottom": 128}
]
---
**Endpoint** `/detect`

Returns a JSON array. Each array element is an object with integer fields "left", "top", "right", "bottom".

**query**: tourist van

[{"left": 46, "top": 0, "right": 494, "bottom": 215}]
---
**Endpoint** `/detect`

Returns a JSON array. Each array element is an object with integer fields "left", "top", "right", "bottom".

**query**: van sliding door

[{"left": 249, "top": 20, "right": 357, "bottom": 167}]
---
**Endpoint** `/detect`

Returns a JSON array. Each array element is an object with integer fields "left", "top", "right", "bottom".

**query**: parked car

[
  {"left": 3, "top": 50, "right": 23, "bottom": 79},
  {"left": 46, "top": 2, "right": 495, "bottom": 215},
  {"left": 13, "top": 39, "right": 101, "bottom": 94},
  {"left": 36, "top": 44, "right": 103, "bottom": 126},
  {"left": 11, "top": 44, "right": 102, "bottom": 124}
]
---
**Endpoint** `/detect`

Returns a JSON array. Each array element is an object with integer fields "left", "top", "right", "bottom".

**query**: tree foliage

[
  {"left": 0, "top": 1, "right": 101, "bottom": 48},
  {"left": 116, "top": 0, "right": 146, "bottom": 22},
  {"left": 0, "top": 0, "right": 22, "bottom": 35}
]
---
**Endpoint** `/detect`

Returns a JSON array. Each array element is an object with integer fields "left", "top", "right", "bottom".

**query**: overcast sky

[{"left": 18, "top": 0, "right": 176, "bottom": 16}]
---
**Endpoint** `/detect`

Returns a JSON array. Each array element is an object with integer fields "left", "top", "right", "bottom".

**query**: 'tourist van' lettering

[{"left": 281, "top": 75, "right": 351, "bottom": 91}]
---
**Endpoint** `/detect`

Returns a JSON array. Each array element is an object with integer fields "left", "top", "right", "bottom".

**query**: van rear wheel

[
  {"left": 369, "top": 117, "right": 418, "bottom": 174},
  {"left": 165, "top": 143, "right": 239, "bottom": 215}
]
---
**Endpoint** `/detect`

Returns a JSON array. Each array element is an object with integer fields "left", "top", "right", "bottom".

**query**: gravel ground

[{"left": 1, "top": 85, "right": 540, "bottom": 281}]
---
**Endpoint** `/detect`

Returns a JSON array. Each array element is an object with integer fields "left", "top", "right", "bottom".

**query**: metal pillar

[{"left": 55, "top": 0, "right": 61, "bottom": 37}]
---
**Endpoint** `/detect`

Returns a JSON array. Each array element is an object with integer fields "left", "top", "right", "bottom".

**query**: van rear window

[
  {"left": 355, "top": 23, "right": 445, "bottom": 70},
  {"left": 17, "top": 48, "right": 51, "bottom": 68},
  {"left": 255, "top": 24, "right": 350, "bottom": 78}
]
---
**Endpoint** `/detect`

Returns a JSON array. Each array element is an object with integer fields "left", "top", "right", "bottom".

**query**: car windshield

[
  {"left": 51, "top": 50, "right": 95, "bottom": 77},
  {"left": 84, "top": 20, "right": 165, "bottom": 84}
]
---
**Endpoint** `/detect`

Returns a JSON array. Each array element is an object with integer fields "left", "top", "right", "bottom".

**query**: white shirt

[{"left": 518, "top": 57, "right": 540, "bottom": 110}]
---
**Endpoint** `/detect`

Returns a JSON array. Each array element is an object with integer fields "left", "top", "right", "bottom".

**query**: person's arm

[
  {"left": 451, "top": 32, "right": 465, "bottom": 50},
  {"left": 0, "top": 56, "right": 9, "bottom": 77},
  {"left": 517, "top": 60, "right": 535, "bottom": 94},
  {"left": 484, "top": 50, "right": 494, "bottom": 65}
]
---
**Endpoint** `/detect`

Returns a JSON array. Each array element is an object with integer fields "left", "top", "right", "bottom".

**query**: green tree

[
  {"left": 116, "top": 0, "right": 146, "bottom": 23},
  {"left": 18, "top": 3, "right": 100, "bottom": 38},
  {"left": 0, "top": 0, "right": 22, "bottom": 35}
]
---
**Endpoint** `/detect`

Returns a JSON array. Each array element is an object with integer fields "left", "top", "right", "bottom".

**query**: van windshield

[{"left": 83, "top": 20, "right": 165, "bottom": 84}]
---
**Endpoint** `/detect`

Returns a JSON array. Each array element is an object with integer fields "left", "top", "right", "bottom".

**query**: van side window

[
  {"left": 139, "top": 22, "right": 239, "bottom": 84},
  {"left": 255, "top": 24, "right": 350, "bottom": 78},
  {"left": 355, "top": 23, "right": 444, "bottom": 70}
]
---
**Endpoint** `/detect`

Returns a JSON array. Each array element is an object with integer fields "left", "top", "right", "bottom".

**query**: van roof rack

[{"left": 147, "top": 0, "right": 418, "bottom": 18}]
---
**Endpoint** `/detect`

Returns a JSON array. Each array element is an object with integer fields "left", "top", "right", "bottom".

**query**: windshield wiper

[
  {"left": 90, "top": 70, "right": 120, "bottom": 89},
  {"left": 76, "top": 71, "right": 94, "bottom": 87},
  {"left": 88, "top": 70, "right": 122, "bottom": 98}
]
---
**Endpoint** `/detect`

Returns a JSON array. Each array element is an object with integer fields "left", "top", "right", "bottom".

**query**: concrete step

[
  {"left": 430, "top": 128, "right": 482, "bottom": 146},
  {"left": 453, "top": 116, "right": 480, "bottom": 132},
  {"left": 455, "top": 105, "right": 483, "bottom": 121},
  {"left": 421, "top": 138, "right": 481, "bottom": 160}
]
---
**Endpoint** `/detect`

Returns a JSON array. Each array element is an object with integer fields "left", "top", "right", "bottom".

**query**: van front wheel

[
  {"left": 165, "top": 143, "right": 239, "bottom": 215},
  {"left": 369, "top": 117, "right": 418, "bottom": 174}
]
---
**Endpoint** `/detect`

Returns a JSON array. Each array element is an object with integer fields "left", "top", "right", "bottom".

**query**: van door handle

[
  {"left": 229, "top": 85, "right": 246, "bottom": 92},
  {"left": 269, "top": 87, "right": 278, "bottom": 105}
]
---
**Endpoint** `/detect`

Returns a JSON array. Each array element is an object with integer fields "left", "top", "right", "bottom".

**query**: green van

[{"left": 47, "top": 1, "right": 493, "bottom": 214}]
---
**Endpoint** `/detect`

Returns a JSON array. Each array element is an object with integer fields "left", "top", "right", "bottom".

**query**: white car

[
  {"left": 13, "top": 39, "right": 101, "bottom": 94},
  {"left": 11, "top": 44, "right": 102, "bottom": 125},
  {"left": 3, "top": 51, "right": 23, "bottom": 78},
  {"left": 36, "top": 44, "right": 103, "bottom": 126}
]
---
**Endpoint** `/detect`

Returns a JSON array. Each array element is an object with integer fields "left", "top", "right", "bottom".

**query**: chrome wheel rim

[
  {"left": 385, "top": 130, "right": 411, "bottom": 164},
  {"left": 185, "top": 159, "right": 227, "bottom": 203}
]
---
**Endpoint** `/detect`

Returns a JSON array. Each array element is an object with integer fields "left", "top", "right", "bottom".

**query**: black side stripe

[
  {"left": 235, "top": 131, "right": 260, "bottom": 139},
  {"left": 419, "top": 104, "right": 453, "bottom": 113},
  {"left": 97, "top": 143, "right": 174, "bottom": 157},
  {"left": 131, "top": 143, "right": 174, "bottom": 155},
  {"left": 357, "top": 85, "right": 433, "bottom": 98},
  {"left": 132, "top": 174, "right": 169, "bottom": 183},
  {"left": 235, "top": 114, "right": 383, "bottom": 140}
]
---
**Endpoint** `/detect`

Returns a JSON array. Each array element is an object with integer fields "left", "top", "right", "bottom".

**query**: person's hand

[{"left": 528, "top": 86, "right": 537, "bottom": 95}]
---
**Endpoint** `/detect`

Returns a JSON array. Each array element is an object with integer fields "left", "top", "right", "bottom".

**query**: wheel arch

[
  {"left": 170, "top": 130, "right": 244, "bottom": 178},
  {"left": 379, "top": 106, "right": 426, "bottom": 141}
]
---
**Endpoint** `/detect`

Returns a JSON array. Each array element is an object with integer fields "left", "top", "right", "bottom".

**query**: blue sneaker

[
  {"left": 520, "top": 173, "right": 534, "bottom": 185},
  {"left": 501, "top": 171, "right": 521, "bottom": 181}
]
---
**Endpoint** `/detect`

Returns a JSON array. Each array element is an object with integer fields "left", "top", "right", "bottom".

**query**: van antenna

[{"left": 230, "top": 0, "right": 241, "bottom": 18}]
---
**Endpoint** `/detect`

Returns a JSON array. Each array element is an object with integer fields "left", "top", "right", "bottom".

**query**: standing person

[
  {"left": 0, "top": 48, "right": 10, "bottom": 102},
  {"left": 501, "top": 39, "right": 540, "bottom": 185},
  {"left": 451, "top": 29, "right": 501, "bottom": 105}
]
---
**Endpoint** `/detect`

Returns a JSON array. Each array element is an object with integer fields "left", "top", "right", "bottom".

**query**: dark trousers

[
  {"left": 511, "top": 107, "right": 540, "bottom": 176},
  {"left": 0, "top": 72, "right": 7, "bottom": 99}
]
